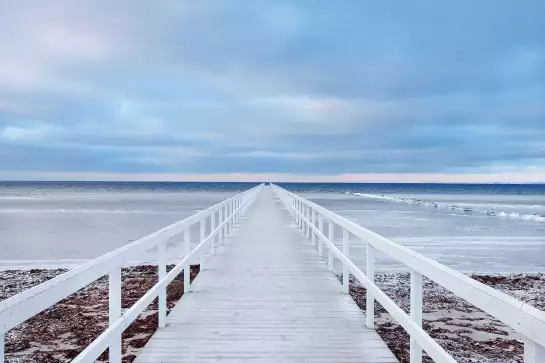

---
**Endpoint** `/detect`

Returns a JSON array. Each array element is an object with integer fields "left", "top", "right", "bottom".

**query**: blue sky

[{"left": 0, "top": 1, "right": 544, "bottom": 182}]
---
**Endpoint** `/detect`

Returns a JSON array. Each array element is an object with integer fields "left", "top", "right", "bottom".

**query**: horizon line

[
  {"left": 1, "top": 179, "right": 544, "bottom": 185},
  {"left": 0, "top": 171, "right": 544, "bottom": 184}
]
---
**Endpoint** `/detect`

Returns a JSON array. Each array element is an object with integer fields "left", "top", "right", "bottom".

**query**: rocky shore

[
  {"left": 341, "top": 272, "right": 545, "bottom": 363},
  {"left": 1, "top": 265, "right": 200, "bottom": 363},
  {"left": 1, "top": 268, "right": 543, "bottom": 362}
]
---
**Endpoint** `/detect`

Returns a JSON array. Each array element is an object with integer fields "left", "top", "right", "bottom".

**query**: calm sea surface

[{"left": 1, "top": 181, "right": 544, "bottom": 272}]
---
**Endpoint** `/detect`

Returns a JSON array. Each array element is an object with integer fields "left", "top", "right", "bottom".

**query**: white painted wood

[
  {"left": 0, "top": 185, "right": 262, "bottom": 334},
  {"left": 72, "top": 187, "right": 263, "bottom": 363},
  {"left": 305, "top": 204, "right": 310, "bottom": 238},
  {"left": 272, "top": 184, "right": 545, "bottom": 350},
  {"left": 311, "top": 209, "right": 316, "bottom": 247},
  {"left": 134, "top": 189, "right": 397, "bottom": 363},
  {"left": 158, "top": 241, "right": 167, "bottom": 328},
  {"left": 328, "top": 220, "right": 334, "bottom": 271},
  {"left": 221, "top": 206, "right": 225, "bottom": 243},
  {"left": 211, "top": 211, "right": 216, "bottom": 256},
  {"left": 276, "top": 190, "right": 457, "bottom": 363},
  {"left": 273, "top": 186, "right": 457, "bottom": 363},
  {"left": 184, "top": 228, "right": 191, "bottom": 293},
  {"left": 109, "top": 266, "right": 122, "bottom": 363},
  {"left": 366, "top": 243, "right": 376, "bottom": 329},
  {"left": 200, "top": 218, "right": 206, "bottom": 268},
  {"left": 525, "top": 339, "right": 545, "bottom": 363},
  {"left": 343, "top": 228, "right": 349, "bottom": 294},
  {"left": 410, "top": 270, "right": 423, "bottom": 363},
  {"left": 318, "top": 214, "right": 324, "bottom": 257}
]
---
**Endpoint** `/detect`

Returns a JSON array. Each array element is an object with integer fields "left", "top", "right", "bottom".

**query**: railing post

[
  {"left": 199, "top": 217, "right": 206, "bottom": 268},
  {"left": 298, "top": 201, "right": 303, "bottom": 229},
  {"left": 109, "top": 265, "right": 122, "bottom": 363},
  {"left": 311, "top": 209, "right": 316, "bottom": 247},
  {"left": 184, "top": 227, "right": 190, "bottom": 293},
  {"left": 295, "top": 199, "right": 299, "bottom": 227},
  {"left": 158, "top": 240, "right": 167, "bottom": 328},
  {"left": 410, "top": 270, "right": 423, "bottom": 363},
  {"left": 301, "top": 203, "right": 306, "bottom": 235},
  {"left": 211, "top": 210, "right": 216, "bottom": 256},
  {"left": 342, "top": 228, "right": 349, "bottom": 293},
  {"left": 525, "top": 339, "right": 545, "bottom": 363},
  {"left": 306, "top": 205, "right": 310, "bottom": 238},
  {"left": 366, "top": 243, "right": 376, "bottom": 329},
  {"left": 230, "top": 201, "right": 234, "bottom": 231},
  {"left": 220, "top": 206, "right": 225, "bottom": 244},
  {"left": 304, "top": 204, "right": 309, "bottom": 238},
  {"left": 303, "top": 204, "right": 306, "bottom": 233},
  {"left": 226, "top": 203, "right": 231, "bottom": 235},
  {"left": 228, "top": 202, "right": 232, "bottom": 234},
  {"left": 235, "top": 199, "right": 238, "bottom": 221},
  {"left": 328, "top": 220, "right": 334, "bottom": 272},
  {"left": 318, "top": 214, "right": 324, "bottom": 257}
]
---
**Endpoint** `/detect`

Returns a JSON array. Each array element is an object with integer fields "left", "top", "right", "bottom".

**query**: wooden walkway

[{"left": 134, "top": 188, "right": 397, "bottom": 363}]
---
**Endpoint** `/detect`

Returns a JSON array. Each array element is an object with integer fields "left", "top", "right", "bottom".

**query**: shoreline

[
  {"left": 340, "top": 272, "right": 544, "bottom": 363},
  {"left": 1, "top": 267, "right": 543, "bottom": 362},
  {"left": 1, "top": 265, "right": 200, "bottom": 363}
]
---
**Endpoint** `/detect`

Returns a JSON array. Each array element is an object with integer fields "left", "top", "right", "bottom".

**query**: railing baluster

[
  {"left": 525, "top": 339, "right": 545, "bottom": 363},
  {"left": 109, "top": 266, "right": 122, "bottom": 363},
  {"left": 226, "top": 203, "right": 230, "bottom": 235},
  {"left": 328, "top": 220, "right": 334, "bottom": 271},
  {"left": 299, "top": 200, "right": 303, "bottom": 230},
  {"left": 231, "top": 200, "right": 236, "bottom": 229},
  {"left": 184, "top": 228, "right": 190, "bottom": 293},
  {"left": 410, "top": 270, "right": 423, "bottom": 363},
  {"left": 305, "top": 204, "right": 310, "bottom": 238},
  {"left": 302, "top": 203, "right": 306, "bottom": 236},
  {"left": 306, "top": 205, "right": 311, "bottom": 238},
  {"left": 311, "top": 209, "right": 316, "bottom": 247},
  {"left": 366, "top": 243, "right": 376, "bottom": 328},
  {"left": 220, "top": 206, "right": 225, "bottom": 244},
  {"left": 296, "top": 200, "right": 300, "bottom": 227},
  {"left": 199, "top": 217, "right": 206, "bottom": 268},
  {"left": 235, "top": 199, "right": 240, "bottom": 224},
  {"left": 318, "top": 214, "right": 324, "bottom": 257},
  {"left": 342, "top": 228, "right": 349, "bottom": 293},
  {"left": 211, "top": 210, "right": 216, "bottom": 256},
  {"left": 158, "top": 241, "right": 167, "bottom": 328},
  {"left": 229, "top": 202, "right": 232, "bottom": 234}
]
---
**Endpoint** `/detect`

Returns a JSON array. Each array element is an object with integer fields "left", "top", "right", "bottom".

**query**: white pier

[
  {"left": 134, "top": 188, "right": 396, "bottom": 362},
  {"left": 1, "top": 184, "right": 544, "bottom": 363}
]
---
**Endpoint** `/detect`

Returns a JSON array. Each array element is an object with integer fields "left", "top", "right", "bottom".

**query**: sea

[{"left": 0, "top": 181, "right": 544, "bottom": 273}]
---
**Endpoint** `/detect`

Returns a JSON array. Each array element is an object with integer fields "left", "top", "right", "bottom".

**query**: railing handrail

[
  {"left": 271, "top": 183, "right": 545, "bottom": 362},
  {"left": 0, "top": 184, "right": 263, "bottom": 332},
  {"left": 72, "top": 184, "right": 264, "bottom": 362}
]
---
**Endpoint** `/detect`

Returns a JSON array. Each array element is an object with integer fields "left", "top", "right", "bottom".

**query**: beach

[
  {"left": 1, "top": 181, "right": 544, "bottom": 361},
  {"left": 2, "top": 267, "right": 543, "bottom": 362}
]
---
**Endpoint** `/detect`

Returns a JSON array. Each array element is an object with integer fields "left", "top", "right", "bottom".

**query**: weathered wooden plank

[{"left": 134, "top": 189, "right": 397, "bottom": 363}]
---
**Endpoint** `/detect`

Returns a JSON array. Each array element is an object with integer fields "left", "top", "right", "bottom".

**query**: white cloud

[{"left": 1, "top": 124, "right": 55, "bottom": 141}]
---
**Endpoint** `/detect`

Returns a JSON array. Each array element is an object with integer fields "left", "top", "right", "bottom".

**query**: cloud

[{"left": 0, "top": 0, "right": 543, "bottom": 181}]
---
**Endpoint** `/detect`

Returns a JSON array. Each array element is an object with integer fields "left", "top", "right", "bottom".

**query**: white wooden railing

[
  {"left": 271, "top": 183, "right": 545, "bottom": 363},
  {"left": 0, "top": 183, "right": 264, "bottom": 363}
]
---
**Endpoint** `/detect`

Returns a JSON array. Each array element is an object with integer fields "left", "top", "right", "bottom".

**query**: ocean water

[
  {"left": 276, "top": 183, "right": 545, "bottom": 273},
  {"left": 0, "top": 181, "right": 544, "bottom": 273}
]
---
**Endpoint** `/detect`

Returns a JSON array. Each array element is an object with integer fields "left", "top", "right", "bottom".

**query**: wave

[{"left": 351, "top": 193, "right": 545, "bottom": 223}]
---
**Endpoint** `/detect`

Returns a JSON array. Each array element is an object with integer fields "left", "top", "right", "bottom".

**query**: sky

[{"left": 0, "top": 1, "right": 544, "bottom": 183}]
